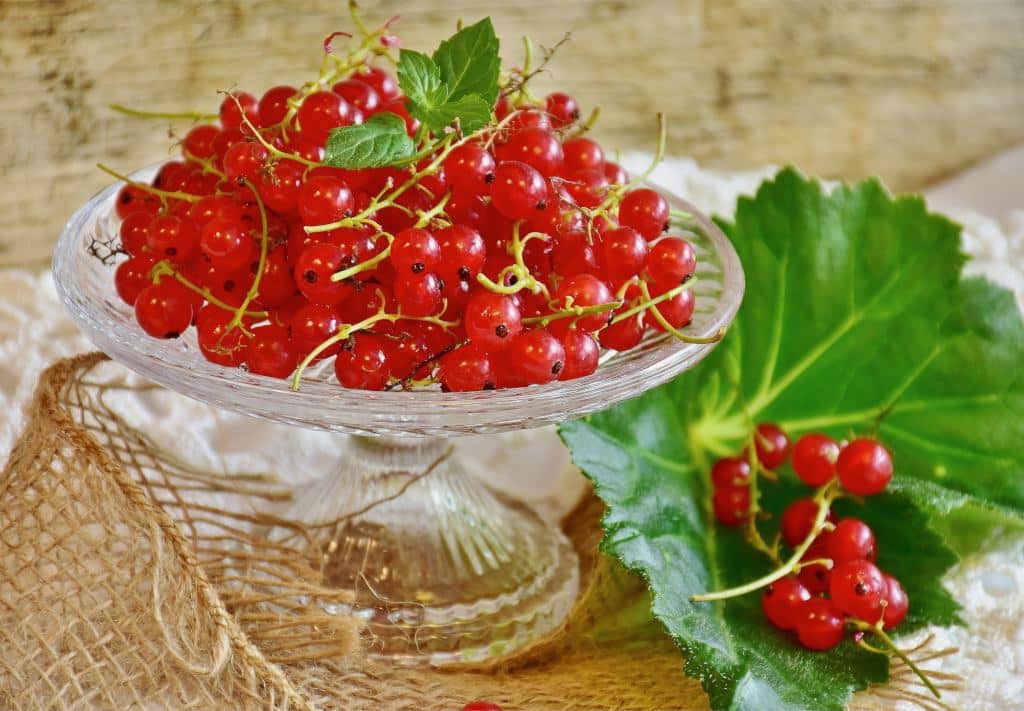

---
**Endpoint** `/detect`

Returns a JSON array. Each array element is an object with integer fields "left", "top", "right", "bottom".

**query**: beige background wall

[{"left": 2, "top": 0, "right": 1023, "bottom": 268}]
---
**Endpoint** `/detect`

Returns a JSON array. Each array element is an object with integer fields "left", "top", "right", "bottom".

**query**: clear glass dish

[{"left": 53, "top": 163, "right": 744, "bottom": 665}]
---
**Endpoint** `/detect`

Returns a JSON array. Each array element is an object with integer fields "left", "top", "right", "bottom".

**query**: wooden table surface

[{"left": 2, "top": 0, "right": 1023, "bottom": 268}]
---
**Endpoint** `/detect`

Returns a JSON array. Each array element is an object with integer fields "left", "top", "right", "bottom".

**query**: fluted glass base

[{"left": 259, "top": 435, "right": 580, "bottom": 665}]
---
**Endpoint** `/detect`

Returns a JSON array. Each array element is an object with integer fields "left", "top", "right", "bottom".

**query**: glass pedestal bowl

[{"left": 53, "top": 164, "right": 744, "bottom": 665}]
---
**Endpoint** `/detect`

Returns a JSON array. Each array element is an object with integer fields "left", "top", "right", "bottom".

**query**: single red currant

[
  {"left": 762, "top": 577, "right": 812, "bottom": 631},
  {"left": 711, "top": 457, "right": 751, "bottom": 489},
  {"left": 146, "top": 214, "right": 200, "bottom": 262},
  {"left": 294, "top": 243, "right": 354, "bottom": 305},
  {"left": 295, "top": 90, "right": 355, "bottom": 143},
  {"left": 393, "top": 271, "right": 442, "bottom": 317},
  {"left": 562, "top": 136, "right": 605, "bottom": 172},
  {"left": 438, "top": 343, "right": 494, "bottom": 392},
  {"left": 603, "top": 161, "right": 629, "bottom": 185},
  {"left": 182, "top": 124, "right": 220, "bottom": 159},
  {"left": 464, "top": 292, "right": 523, "bottom": 349},
  {"left": 115, "top": 184, "right": 161, "bottom": 220},
  {"left": 558, "top": 329, "right": 600, "bottom": 381},
  {"left": 134, "top": 280, "right": 194, "bottom": 339},
  {"left": 390, "top": 228, "right": 441, "bottom": 274},
  {"left": 257, "top": 85, "right": 298, "bottom": 127},
  {"left": 646, "top": 288, "right": 695, "bottom": 331},
  {"left": 461, "top": 702, "right": 503, "bottom": 711},
  {"left": 219, "top": 91, "right": 259, "bottom": 131},
  {"left": 490, "top": 161, "right": 549, "bottom": 220},
  {"left": 289, "top": 303, "right": 342, "bottom": 359},
  {"left": 246, "top": 325, "right": 296, "bottom": 378},
  {"left": 836, "top": 438, "right": 893, "bottom": 496},
  {"left": 497, "top": 128, "right": 564, "bottom": 176},
  {"left": 553, "top": 274, "right": 615, "bottom": 331},
  {"left": 754, "top": 422, "right": 791, "bottom": 469},
  {"left": 619, "top": 188, "right": 670, "bottom": 239},
  {"left": 334, "top": 333, "right": 389, "bottom": 390},
  {"left": 544, "top": 92, "right": 580, "bottom": 127},
  {"left": 436, "top": 224, "right": 487, "bottom": 284},
  {"left": 828, "top": 518, "right": 877, "bottom": 564},
  {"left": 298, "top": 175, "right": 354, "bottom": 226},
  {"left": 881, "top": 573, "right": 909, "bottom": 629},
  {"left": 599, "top": 314, "right": 645, "bottom": 351},
  {"left": 256, "top": 246, "right": 298, "bottom": 307},
  {"left": 645, "top": 237, "right": 696, "bottom": 287},
  {"left": 796, "top": 598, "right": 845, "bottom": 651},
  {"left": 792, "top": 433, "right": 840, "bottom": 486},
  {"left": 780, "top": 497, "right": 825, "bottom": 547},
  {"left": 119, "top": 212, "right": 153, "bottom": 255},
  {"left": 196, "top": 305, "right": 248, "bottom": 366},
  {"left": 601, "top": 226, "right": 649, "bottom": 279},
  {"left": 258, "top": 160, "right": 305, "bottom": 215},
  {"left": 200, "top": 217, "right": 254, "bottom": 273},
  {"left": 830, "top": 559, "right": 888, "bottom": 622},
  {"left": 508, "top": 328, "right": 565, "bottom": 384},
  {"left": 223, "top": 141, "right": 269, "bottom": 186},
  {"left": 713, "top": 486, "right": 751, "bottom": 526},
  {"left": 332, "top": 79, "right": 381, "bottom": 113},
  {"left": 353, "top": 65, "right": 399, "bottom": 101},
  {"left": 798, "top": 533, "right": 833, "bottom": 595},
  {"left": 114, "top": 254, "right": 158, "bottom": 305}
]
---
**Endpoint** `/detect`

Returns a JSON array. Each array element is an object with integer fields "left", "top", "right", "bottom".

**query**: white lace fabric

[{"left": 3, "top": 153, "right": 1022, "bottom": 709}]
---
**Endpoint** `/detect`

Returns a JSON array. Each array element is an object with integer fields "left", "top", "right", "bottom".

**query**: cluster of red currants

[
  {"left": 111, "top": 60, "right": 702, "bottom": 391},
  {"left": 710, "top": 425, "right": 909, "bottom": 651}
]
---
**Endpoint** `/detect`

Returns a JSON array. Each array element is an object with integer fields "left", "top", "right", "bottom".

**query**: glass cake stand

[{"left": 53, "top": 164, "right": 744, "bottom": 665}]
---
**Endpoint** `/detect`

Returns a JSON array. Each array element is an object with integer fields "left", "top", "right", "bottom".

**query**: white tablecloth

[{"left": 2, "top": 153, "right": 1022, "bottom": 709}]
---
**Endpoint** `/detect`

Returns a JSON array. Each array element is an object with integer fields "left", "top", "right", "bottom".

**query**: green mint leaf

[
  {"left": 559, "top": 168, "right": 1024, "bottom": 710},
  {"left": 397, "top": 49, "right": 448, "bottom": 112},
  {"left": 432, "top": 17, "right": 501, "bottom": 105},
  {"left": 322, "top": 112, "right": 415, "bottom": 169},
  {"left": 416, "top": 94, "right": 492, "bottom": 134}
]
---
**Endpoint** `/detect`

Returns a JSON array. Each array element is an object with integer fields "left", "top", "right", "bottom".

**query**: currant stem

[
  {"left": 150, "top": 261, "right": 268, "bottom": 319},
  {"left": 607, "top": 278, "right": 698, "bottom": 325},
  {"left": 523, "top": 299, "right": 622, "bottom": 327},
  {"left": 741, "top": 429, "right": 782, "bottom": 565},
  {"left": 98, "top": 163, "right": 201, "bottom": 204},
  {"left": 109, "top": 104, "right": 218, "bottom": 122},
  {"left": 413, "top": 191, "right": 452, "bottom": 228},
  {"left": 567, "top": 106, "right": 602, "bottom": 138},
  {"left": 849, "top": 620, "right": 941, "bottom": 699},
  {"left": 636, "top": 279, "right": 726, "bottom": 345},
  {"left": 691, "top": 483, "right": 838, "bottom": 602},
  {"left": 329, "top": 236, "right": 393, "bottom": 282},
  {"left": 228, "top": 94, "right": 322, "bottom": 169},
  {"left": 182, "top": 149, "right": 228, "bottom": 180},
  {"left": 226, "top": 179, "right": 270, "bottom": 333}
]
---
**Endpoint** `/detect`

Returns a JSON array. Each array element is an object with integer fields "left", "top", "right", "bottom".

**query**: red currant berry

[
  {"left": 603, "top": 161, "right": 629, "bottom": 185},
  {"left": 792, "top": 433, "right": 840, "bottom": 487},
  {"left": 393, "top": 271, "right": 442, "bottom": 317},
  {"left": 119, "top": 212, "right": 152, "bottom": 255},
  {"left": 711, "top": 457, "right": 751, "bottom": 489},
  {"left": 258, "top": 160, "right": 305, "bottom": 214},
  {"left": 551, "top": 230, "right": 600, "bottom": 278},
  {"left": 558, "top": 329, "right": 600, "bottom": 381},
  {"left": 436, "top": 224, "right": 487, "bottom": 284},
  {"left": 506, "top": 108, "right": 552, "bottom": 134},
  {"left": 830, "top": 559, "right": 888, "bottom": 623},
  {"left": 200, "top": 217, "right": 254, "bottom": 273},
  {"left": 780, "top": 497, "right": 825, "bottom": 547},
  {"left": 257, "top": 85, "right": 297, "bottom": 127},
  {"left": 332, "top": 79, "right": 381, "bottom": 114},
  {"left": 147, "top": 214, "right": 200, "bottom": 262},
  {"left": 881, "top": 573, "right": 909, "bottom": 629},
  {"left": 646, "top": 237, "right": 696, "bottom": 287},
  {"left": 561, "top": 168, "right": 609, "bottom": 208},
  {"left": 836, "top": 438, "right": 893, "bottom": 496},
  {"left": 134, "top": 280, "right": 194, "bottom": 339},
  {"left": 508, "top": 328, "right": 565, "bottom": 384},
  {"left": 182, "top": 124, "right": 220, "bottom": 159},
  {"left": 599, "top": 314, "right": 644, "bottom": 351},
  {"left": 115, "top": 184, "right": 161, "bottom": 220},
  {"left": 462, "top": 702, "right": 502, "bottom": 711},
  {"left": 754, "top": 423, "right": 791, "bottom": 470},
  {"left": 828, "top": 518, "right": 877, "bottom": 564},
  {"left": 289, "top": 133, "right": 325, "bottom": 163},
  {"left": 444, "top": 144, "right": 497, "bottom": 194},
  {"left": 646, "top": 288, "right": 695, "bottom": 331},
  {"left": 713, "top": 485, "right": 750, "bottom": 526},
  {"left": 798, "top": 533, "right": 833, "bottom": 595},
  {"left": 196, "top": 305, "right": 248, "bottom": 366},
  {"left": 438, "top": 343, "right": 494, "bottom": 392},
  {"left": 334, "top": 333, "right": 389, "bottom": 390},
  {"left": 544, "top": 92, "right": 580, "bottom": 127},
  {"left": 497, "top": 128, "right": 564, "bottom": 176},
  {"left": 289, "top": 303, "right": 342, "bottom": 359},
  {"left": 354, "top": 65, "right": 399, "bottom": 101},
  {"left": 257, "top": 246, "right": 298, "bottom": 307},
  {"left": 619, "top": 188, "right": 670, "bottom": 240},
  {"left": 246, "top": 325, "right": 296, "bottom": 378},
  {"left": 601, "top": 226, "right": 649, "bottom": 279},
  {"left": 562, "top": 136, "right": 605, "bottom": 172},
  {"left": 465, "top": 292, "right": 523, "bottom": 349},
  {"left": 295, "top": 90, "right": 355, "bottom": 143},
  {"left": 189, "top": 195, "right": 243, "bottom": 226},
  {"left": 114, "top": 254, "right": 158, "bottom": 305},
  {"left": 490, "top": 161, "right": 549, "bottom": 220},
  {"left": 553, "top": 274, "right": 615, "bottom": 331},
  {"left": 298, "top": 175, "right": 354, "bottom": 226},
  {"left": 762, "top": 577, "right": 812, "bottom": 631},
  {"left": 390, "top": 228, "right": 441, "bottom": 274},
  {"left": 796, "top": 597, "right": 845, "bottom": 651},
  {"left": 219, "top": 91, "right": 259, "bottom": 131},
  {"left": 223, "top": 141, "right": 268, "bottom": 185},
  {"left": 294, "top": 243, "right": 354, "bottom": 305}
]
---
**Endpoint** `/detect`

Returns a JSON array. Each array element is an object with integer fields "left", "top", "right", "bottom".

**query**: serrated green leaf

[
  {"left": 559, "top": 168, "right": 1024, "bottom": 710},
  {"left": 432, "top": 17, "right": 501, "bottom": 105},
  {"left": 415, "top": 94, "right": 492, "bottom": 134},
  {"left": 322, "top": 112, "right": 415, "bottom": 169},
  {"left": 397, "top": 49, "right": 448, "bottom": 113}
]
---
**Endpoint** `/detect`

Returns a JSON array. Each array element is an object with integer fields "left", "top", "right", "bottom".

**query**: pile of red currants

[
  {"left": 708, "top": 425, "right": 910, "bottom": 652},
  {"left": 109, "top": 24, "right": 708, "bottom": 393}
]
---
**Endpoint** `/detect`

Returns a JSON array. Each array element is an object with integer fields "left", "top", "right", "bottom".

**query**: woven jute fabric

[{"left": 0, "top": 354, "right": 953, "bottom": 710}]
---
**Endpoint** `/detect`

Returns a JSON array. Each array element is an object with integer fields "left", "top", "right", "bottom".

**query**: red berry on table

[
  {"left": 828, "top": 518, "right": 877, "bottom": 564},
  {"left": 444, "top": 144, "right": 497, "bottom": 193},
  {"left": 836, "top": 438, "right": 893, "bottom": 496},
  {"left": 881, "top": 573, "right": 909, "bottom": 629},
  {"left": 753, "top": 423, "right": 791, "bottom": 470},
  {"left": 553, "top": 274, "right": 615, "bottom": 332},
  {"left": 545, "top": 92, "right": 580, "bottom": 127},
  {"left": 792, "top": 433, "right": 840, "bottom": 486},
  {"left": 438, "top": 343, "right": 494, "bottom": 392},
  {"left": 114, "top": 255, "right": 158, "bottom": 306},
  {"left": 464, "top": 292, "right": 522, "bottom": 350},
  {"left": 713, "top": 486, "right": 750, "bottom": 526},
  {"left": 711, "top": 457, "right": 751, "bottom": 489},
  {"left": 619, "top": 187, "right": 670, "bottom": 240},
  {"left": 246, "top": 325, "right": 296, "bottom": 379},
  {"left": 134, "top": 280, "right": 194, "bottom": 339},
  {"left": 830, "top": 559, "right": 888, "bottom": 623},
  {"left": 645, "top": 237, "right": 696, "bottom": 287},
  {"left": 762, "top": 577, "right": 812, "bottom": 631},
  {"left": 796, "top": 597, "right": 845, "bottom": 651},
  {"left": 780, "top": 497, "right": 826, "bottom": 547},
  {"left": 508, "top": 328, "right": 566, "bottom": 384},
  {"left": 490, "top": 161, "right": 549, "bottom": 220},
  {"left": 558, "top": 329, "right": 600, "bottom": 381}
]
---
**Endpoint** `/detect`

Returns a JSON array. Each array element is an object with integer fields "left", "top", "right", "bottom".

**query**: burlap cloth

[{"left": 0, "top": 352, "right": 959, "bottom": 710}]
